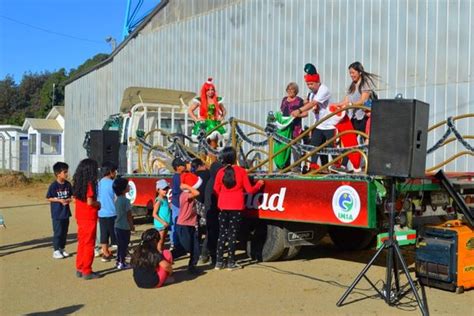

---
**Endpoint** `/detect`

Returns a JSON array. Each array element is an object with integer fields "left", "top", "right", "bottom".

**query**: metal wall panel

[{"left": 66, "top": 0, "right": 474, "bottom": 172}]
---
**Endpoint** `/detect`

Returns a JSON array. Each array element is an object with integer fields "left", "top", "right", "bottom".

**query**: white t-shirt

[{"left": 309, "top": 83, "right": 341, "bottom": 130}]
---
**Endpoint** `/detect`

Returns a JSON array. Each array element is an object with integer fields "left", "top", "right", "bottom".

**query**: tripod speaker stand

[{"left": 336, "top": 178, "right": 428, "bottom": 315}]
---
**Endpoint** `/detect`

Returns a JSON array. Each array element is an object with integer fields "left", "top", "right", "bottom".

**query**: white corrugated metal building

[{"left": 65, "top": 0, "right": 473, "bottom": 172}]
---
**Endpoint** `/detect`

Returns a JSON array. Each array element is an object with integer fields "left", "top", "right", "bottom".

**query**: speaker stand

[{"left": 336, "top": 178, "right": 428, "bottom": 316}]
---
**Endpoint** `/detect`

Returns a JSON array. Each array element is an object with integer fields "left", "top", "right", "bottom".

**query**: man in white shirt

[{"left": 291, "top": 64, "right": 343, "bottom": 171}]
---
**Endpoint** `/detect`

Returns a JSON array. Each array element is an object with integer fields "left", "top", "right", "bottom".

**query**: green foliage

[
  {"left": 0, "top": 53, "right": 109, "bottom": 125},
  {"left": 69, "top": 53, "right": 109, "bottom": 79}
]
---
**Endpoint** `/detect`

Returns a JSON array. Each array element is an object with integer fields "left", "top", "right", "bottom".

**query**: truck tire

[
  {"left": 247, "top": 222, "right": 286, "bottom": 262},
  {"left": 279, "top": 246, "right": 302, "bottom": 260},
  {"left": 329, "top": 226, "right": 376, "bottom": 251}
]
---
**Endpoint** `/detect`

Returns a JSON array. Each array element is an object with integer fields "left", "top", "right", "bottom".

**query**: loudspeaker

[
  {"left": 88, "top": 130, "right": 120, "bottom": 167},
  {"left": 368, "top": 99, "right": 429, "bottom": 178}
]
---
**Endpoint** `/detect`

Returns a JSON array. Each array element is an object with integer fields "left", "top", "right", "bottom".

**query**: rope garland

[
  {"left": 138, "top": 115, "right": 472, "bottom": 168},
  {"left": 427, "top": 117, "right": 473, "bottom": 154}
]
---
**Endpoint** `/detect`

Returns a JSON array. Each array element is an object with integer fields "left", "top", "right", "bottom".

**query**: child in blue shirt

[
  {"left": 98, "top": 161, "right": 118, "bottom": 262},
  {"left": 46, "top": 162, "right": 72, "bottom": 259},
  {"left": 153, "top": 179, "right": 171, "bottom": 252}
]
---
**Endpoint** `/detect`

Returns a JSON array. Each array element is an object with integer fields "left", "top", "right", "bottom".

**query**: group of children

[
  {"left": 47, "top": 159, "right": 134, "bottom": 279},
  {"left": 46, "top": 145, "right": 262, "bottom": 287}
]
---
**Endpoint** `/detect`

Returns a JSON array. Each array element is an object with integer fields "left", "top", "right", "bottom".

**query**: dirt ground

[{"left": 0, "top": 183, "right": 472, "bottom": 316}]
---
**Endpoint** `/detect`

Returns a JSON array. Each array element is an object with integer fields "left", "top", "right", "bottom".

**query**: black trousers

[
  {"left": 216, "top": 211, "right": 242, "bottom": 264},
  {"left": 172, "top": 224, "right": 200, "bottom": 269},
  {"left": 115, "top": 228, "right": 130, "bottom": 264},
  {"left": 351, "top": 116, "right": 368, "bottom": 140},
  {"left": 52, "top": 218, "right": 69, "bottom": 251},
  {"left": 310, "top": 128, "right": 336, "bottom": 165},
  {"left": 201, "top": 207, "right": 219, "bottom": 263}
]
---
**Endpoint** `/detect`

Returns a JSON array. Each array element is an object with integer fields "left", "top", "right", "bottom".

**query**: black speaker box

[
  {"left": 368, "top": 99, "right": 429, "bottom": 178},
  {"left": 88, "top": 130, "right": 120, "bottom": 167}
]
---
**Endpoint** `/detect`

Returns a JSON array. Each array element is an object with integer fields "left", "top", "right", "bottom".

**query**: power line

[{"left": 0, "top": 15, "right": 105, "bottom": 45}]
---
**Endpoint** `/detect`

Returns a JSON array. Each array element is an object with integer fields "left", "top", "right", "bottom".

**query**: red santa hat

[{"left": 180, "top": 172, "right": 202, "bottom": 189}]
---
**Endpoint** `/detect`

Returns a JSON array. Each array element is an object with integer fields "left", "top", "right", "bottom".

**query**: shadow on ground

[
  {"left": 25, "top": 304, "right": 84, "bottom": 315},
  {"left": 0, "top": 233, "right": 77, "bottom": 257}
]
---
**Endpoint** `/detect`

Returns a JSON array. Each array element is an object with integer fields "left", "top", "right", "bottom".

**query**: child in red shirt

[
  {"left": 72, "top": 158, "right": 101, "bottom": 280},
  {"left": 213, "top": 147, "right": 264, "bottom": 270}
]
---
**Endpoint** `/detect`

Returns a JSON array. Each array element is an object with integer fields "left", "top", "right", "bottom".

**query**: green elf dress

[
  {"left": 191, "top": 96, "right": 227, "bottom": 142},
  {"left": 271, "top": 111, "right": 294, "bottom": 169}
]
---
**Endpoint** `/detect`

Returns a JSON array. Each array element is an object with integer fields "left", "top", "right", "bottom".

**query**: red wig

[{"left": 199, "top": 78, "right": 221, "bottom": 119}]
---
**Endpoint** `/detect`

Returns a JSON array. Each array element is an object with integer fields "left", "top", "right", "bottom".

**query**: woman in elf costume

[{"left": 188, "top": 78, "right": 227, "bottom": 149}]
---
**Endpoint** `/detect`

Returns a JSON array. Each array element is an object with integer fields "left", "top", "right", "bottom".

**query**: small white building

[
  {"left": 0, "top": 125, "right": 28, "bottom": 172},
  {"left": 22, "top": 106, "right": 65, "bottom": 174}
]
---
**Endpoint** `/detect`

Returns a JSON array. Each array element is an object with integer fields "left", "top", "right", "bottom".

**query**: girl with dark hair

[
  {"left": 329, "top": 62, "right": 379, "bottom": 174},
  {"left": 343, "top": 61, "right": 379, "bottom": 133},
  {"left": 72, "top": 158, "right": 101, "bottom": 280},
  {"left": 213, "top": 147, "right": 264, "bottom": 270},
  {"left": 131, "top": 228, "right": 173, "bottom": 288}
]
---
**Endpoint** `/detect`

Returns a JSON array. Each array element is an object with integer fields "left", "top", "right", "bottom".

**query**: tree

[
  {"left": 0, "top": 75, "right": 19, "bottom": 123},
  {"left": 68, "top": 53, "right": 109, "bottom": 79},
  {"left": 38, "top": 68, "right": 68, "bottom": 117},
  {"left": 18, "top": 71, "right": 49, "bottom": 112}
]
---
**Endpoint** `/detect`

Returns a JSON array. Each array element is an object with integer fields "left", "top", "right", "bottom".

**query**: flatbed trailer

[{"left": 124, "top": 171, "right": 474, "bottom": 261}]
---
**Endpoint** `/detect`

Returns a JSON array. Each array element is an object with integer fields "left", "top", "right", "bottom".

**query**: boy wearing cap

[
  {"left": 153, "top": 179, "right": 171, "bottom": 252},
  {"left": 291, "top": 63, "right": 340, "bottom": 171},
  {"left": 172, "top": 172, "right": 202, "bottom": 275}
]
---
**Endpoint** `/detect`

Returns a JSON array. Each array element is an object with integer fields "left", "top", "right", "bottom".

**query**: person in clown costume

[{"left": 188, "top": 78, "right": 227, "bottom": 149}]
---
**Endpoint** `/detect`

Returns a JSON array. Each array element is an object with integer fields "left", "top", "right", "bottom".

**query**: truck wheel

[
  {"left": 279, "top": 246, "right": 302, "bottom": 260},
  {"left": 329, "top": 226, "right": 376, "bottom": 251},
  {"left": 247, "top": 222, "right": 286, "bottom": 262}
]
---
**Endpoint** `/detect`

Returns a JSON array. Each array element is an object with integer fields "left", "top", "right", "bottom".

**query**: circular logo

[
  {"left": 332, "top": 185, "right": 361, "bottom": 223},
  {"left": 126, "top": 180, "right": 137, "bottom": 204}
]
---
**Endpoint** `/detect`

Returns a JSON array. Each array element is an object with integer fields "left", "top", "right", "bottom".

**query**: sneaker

[
  {"left": 94, "top": 249, "right": 101, "bottom": 257},
  {"left": 110, "top": 244, "right": 118, "bottom": 250},
  {"left": 214, "top": 262, "right": 224, "bottom": 270},
  {"left": 227, "top": 262, "right": 242, "bottom": 270},
  {"left": 198, "top": 255, "right": 210, "bottom": 264},
  {"left": 101, "top": 254, "right": 114, "bottom": 262},
  {"left": 329, "top": 165, "right": 350, "bottom": 174},
  {"left": 60, "top": 249, "right": 69, "bottom": 257},
  {"left": 352, "top": 167, "right": 362, "bottom": 173},
  {"left": 83, "top": 272, "right": 100, "bottom": 280},
  {"left": 53, "top": 250, "right": 65, "bottom": 259},
  {"left": 116, "top": 262, "right": 132, "bottom": 270},
  {"left": 76, "top": 270, "right": 83, "bottom": 278}
]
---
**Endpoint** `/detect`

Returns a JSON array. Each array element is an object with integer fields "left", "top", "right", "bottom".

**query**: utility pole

[{"left": 52, "top": 83, "right": 56, "bottom": 107}]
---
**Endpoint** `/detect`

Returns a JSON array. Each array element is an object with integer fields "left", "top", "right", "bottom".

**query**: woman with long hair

[
  {"left": 329, "top": 62, "right": 379, "bottom": 174},
  {"left": 188, "top": 78, "right": 227, "bottom": 150},
  {"left": 213, "top": 147, "right": 264, "bottom": 270},
  {"left": 72, "top": 158, "right": 101, "bottom": 280},
  {"left": 340, "top": 61, "right": 379, "bottom": 133}
]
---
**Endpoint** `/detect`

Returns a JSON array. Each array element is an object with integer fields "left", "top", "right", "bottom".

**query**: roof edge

[{"left": 64, "top": 0, "right": 170, "bottom": 86}]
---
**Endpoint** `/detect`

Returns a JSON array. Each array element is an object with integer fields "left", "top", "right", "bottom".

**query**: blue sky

[{"left": 0, "top": 0, "right": 158, "bottom": 83}]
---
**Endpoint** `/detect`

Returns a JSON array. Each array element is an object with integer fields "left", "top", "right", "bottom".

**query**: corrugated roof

[
  {"left": 46, "top": 106, "right": 65, "bottom": 119},
  {"left": 23, "top": 118, "right": 62, "bottom": 131},
  {"left": 53, "top": 106, "right": 65, "bottom": 117}
]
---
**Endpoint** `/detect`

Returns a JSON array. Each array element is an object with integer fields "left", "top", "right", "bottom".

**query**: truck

[{"left": 84, "top": 87, "right": 474, "bottom": 262}]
